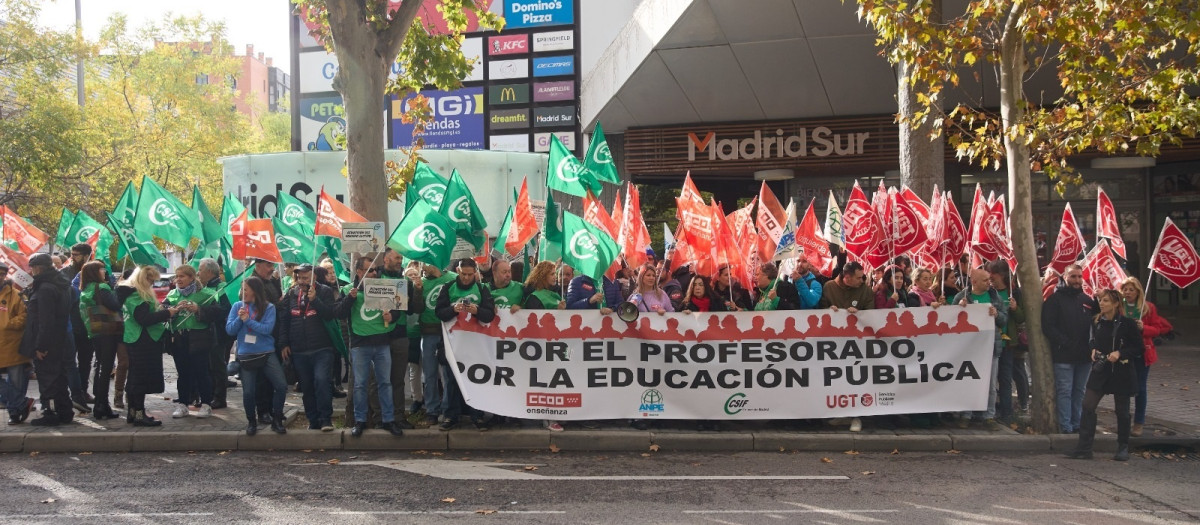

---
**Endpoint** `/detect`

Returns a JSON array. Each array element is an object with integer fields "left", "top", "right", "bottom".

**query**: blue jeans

[
  {"left": 1054, "top": 362, "right": 1091, "bottom": 432},
  {"left": 351, "top": 345, "right": 393, "bottom": 424},
  {"left": 420, "top": 335, "right": 443, "bottom": 418},
  {"left": 241, "top": 353, "right": 287, "bottom": 421},
  {"left": 293, "top": 348, "right": 334, "bottom": 426},
  {"left": 1134, "top": 360, "right": 1150, "bottom": 424},
  {"left": 0, "top": 363, "right": 31, "bottom": 418}
]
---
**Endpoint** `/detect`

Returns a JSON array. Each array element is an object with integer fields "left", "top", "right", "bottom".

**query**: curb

[{"left": 7, "top": 429, "right": 1198, "bottom": 454}]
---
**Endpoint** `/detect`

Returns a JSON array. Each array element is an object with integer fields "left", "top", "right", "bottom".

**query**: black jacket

[
  {"left": 1087, "top": 314, "right": 1145, "bottom": 395},
  {"left": 436, "top": 279, "right": 496, "bottom": 324},
  {"left": 205, "top": 277, "right": 234, "bottom": 347},
  {"left": 713, "top": 283, "right": 753, "bottom": 311},
  {"left": 19, "top": 270, "right": 73, "bottom": 359},
  {"left": 1041, "top": 286, "right": 1098, "bottom": 364},
  {"left": 62, "top": 266, "right": 87, "bottom": 337},
  {"left": 277, "top": 282, "right": 338, "bottom": 353}
]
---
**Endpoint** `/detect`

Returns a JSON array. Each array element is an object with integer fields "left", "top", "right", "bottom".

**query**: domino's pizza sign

[{"left": 505, "top": 0, "right": 574, "bottom": 29}]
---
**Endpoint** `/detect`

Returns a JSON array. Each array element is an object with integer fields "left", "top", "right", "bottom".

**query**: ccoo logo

[
  {"left": 149, "top": 198, "right": 181, "bottom": 226},
  {"left": 406, "top": 222, "right": 448, "bottom": 255}
]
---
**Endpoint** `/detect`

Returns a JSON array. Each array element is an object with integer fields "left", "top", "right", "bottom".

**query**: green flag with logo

[
  {"left": 539, "top": 191, "right": 563, "bottom": 262},
  {"left": 112, "top": 182, "right": 139, "bottom": 227},
  {"left": 560, "top": 210, "right": 620, "bottom": 283},
  {"left": 388, "top": 197, "right": 455, "bottom": 269},
  {"left": 273, "top": 215, "right": 318, "bottom": 265},
  {"left": 319, "top": 236, "right": 351, "bottom": 283},
  {"left": 439, "top": 170, "right": 488, "bottom": 250},
  {"left": 275, "top": 191, "right": 317, "bottom": 233},
  {"left": 66, "top": 210, "right": 113, "bottom": 258},
  {"left": 583, "top": 122, "right": 621, "bottom": 185},
  {"left": 54, "top": 208, "right": 75, "bottom": 249},
  {"left": 133, "top": 176, "right": 198, "bottom": 248},
  {"left": 547, "top": 134, "right": 601, "bottom": 198},
  {"left": 191, "top": 186, "right": 224, "bottom": 246},
  {"left": 405, "top": 161, "right": 449, "bottom": 211},
  {"left": 107, "top": 212, "right": 168, "bottom": 268}
]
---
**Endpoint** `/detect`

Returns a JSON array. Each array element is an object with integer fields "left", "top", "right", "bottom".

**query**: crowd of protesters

[{"left": 0, "top": 242, "right": 1177, "bottom": 460}]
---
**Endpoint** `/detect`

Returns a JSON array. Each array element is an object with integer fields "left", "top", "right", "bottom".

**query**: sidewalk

[{"left": 2, "top": 325, "right": 1198, "bottom": 454}]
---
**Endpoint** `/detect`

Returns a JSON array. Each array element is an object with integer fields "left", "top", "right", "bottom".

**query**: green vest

[
  {"left": 165, "top": 287, "right": 217, "bottom": 331},
  {"left": 488, "top": 281, "right": 525, "bottom": 308},
  {"left": 754, "top": 286, "right": 778, "bottom": 311},
  {"left": 419, "top": 272, "right": 457, "bottom": 325},
  {"left": 123, "top": 292, "right": 167, "bottom": 344},
  {"left": 342, "top": 284, "right": 391, "bottom": 337},
  {"left": 526, "top": 289, "right": 561, "bottom": 309},
  {"left": 80, "top": 283, "right": 112, "bottom": 338},
  {"left": 447, "top": 281, "right": 483, "bottom": 306}
]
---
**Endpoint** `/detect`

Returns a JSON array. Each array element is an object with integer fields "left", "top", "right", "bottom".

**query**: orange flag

[
  {"left": 1, "top": 206, "right": 50, "bottom": 255},
  {"left": 504, "top": 177, "right": 539, "bottom": 255},
  {"left": 583, "top": 190, "right": 617, "bottom": 238},
  {"left": 237, "top": 218, "right": 283, "bottom": 263},
  {"left": 756, "top": 182, "right": 787, "bottom": 244},
  {"left": 315, "top": 188, "right": 367, "bottom": 238},
  {"left": 618, "top": 184, "right": 651, "bottom": 270}
]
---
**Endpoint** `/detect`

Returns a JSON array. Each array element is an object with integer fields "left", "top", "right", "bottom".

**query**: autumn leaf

[
  {"left": 431, "top": 452, "right": 445, "bottom": 456},
  {"left": 476, "top": 509, "right": 497, "bottom": 515},
  {"left": 640, "top": 453, "right": 652, "bottom": 458},
  {"left": 890, "top": 449, "right": 900, "bottom": 455},
  {"left": 649, "top": 444, "right": 661, "bottom": 452},
  {"left": 441, "top": 497, "right": 456, "bottom": 503},
  {"left": 524, "top": 466, "right": 538, "bottom": 471},
  {"left": 947, "top": 450, "right": 962, "bottom": 455},
  {"left": 29, "top": 451, "right": 38, "bottom": 457},
  {"left": 78, "top": 451, "right": 92, "bottom": 455},
  {"left": 301, "top": 450, "right": 312, "bottom": 453},
  {"left": 327, "top": 459, "right": 340, "bottom": 465},
  {"left": 844, "top": 450, "right": 860, "bottom": 455},
  {"left": 549, "top": 444, "right": 561, "bottom": 453},
  {"left": 821, "top": 457, "right": 833, "bottom": 463},
  {"left": 217, "top": 451, "right": 230, "bottom": 456},
  {"left": 861, "top": 471, "right": 876, "bottom": 475},
  {"left": 41, "top": 498, "right": 56, "bottom": 504}
]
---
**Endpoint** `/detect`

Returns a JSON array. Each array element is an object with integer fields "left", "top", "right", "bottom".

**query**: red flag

[
  {"left": 1048, "top": 203, "right": 1086, "bottom": 276},
  {"left": 676, "top": 187, "right": 715, "bottom": 255},
  {"left": 618, "top": 183, "right": 651, "bottom": 270},
  {"left": 609, "top": 188, "right": 623, "bottom": 227},
  {"left": 239, "top": 218, "right": 284, "bottom": 263},
  {"left": 1081, "top": 241, "right": 1127, "bottom": 296},
  {"left": 901, "top": 187, "right": 932, "bottom": 223},
  {"left": 314, "top": 189, "right": 367, "bottom": 238},
  {"left": 474, "top": 233, "right": 491, "bottom": 265},
  {"left": 923, "top": 187, "right": 946, "bottom": 262},
  {"left": 0, "top": 243, "right": 34, "bottom": 288},
  {"left": 987, "top": 196, "right": 1016, "bottom": 271},
  {"left": 583, "top": 190, "right": 617, "bottom": 238},
  {"left": 728, "top": 197, "right": 756, "bottom": 238},
  {"left": 756, "top": 182, "right": 787, "bottom": 244},
  {"left": 1042, "top": 271, "right": 1060, "bottom": 301},
  {"left": 1148, "top": 217, "right": 1200, "bottom": 289},
  {"left": 1096, "top": 188, "right": 1126, "bottom": 259},
  {"left": 842, "top": 181, "right": 886, "bottom": 267},
  {"left": 942, "top": 191, "right": 968, "bottom": 266},
  {"left": 967, "top": 185, "right": 998, "bottom": 264},
  {"left": 1, "top": 206, "right": 49, "bottom": 255},
  {"left": 505, "top": 177, "right": 539, "bottom": 255},
  {"left": 677, "top": 172, "right": 704, "bottom": 216},
  {"left": 711, "top": 202, "right": 752, "bottom": 287},
  {"left": 230, "top": 210, "right": 249, "bottom": 260},
  {"left": 797, "top": 200, "right": 836, "bottom": 277},
  {"left": 893, "top": 187, "right": 930, "bottom": 256}
]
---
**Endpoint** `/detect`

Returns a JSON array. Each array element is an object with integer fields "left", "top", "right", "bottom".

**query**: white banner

[
  {"left": 442, "top": 306, "right": 996, "bottom": 420},
  {"left": 341, "top": 222, "right": 385, "bottom": 254}
]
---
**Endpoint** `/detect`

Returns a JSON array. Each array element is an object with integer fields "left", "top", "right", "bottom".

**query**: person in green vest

[
  {"left": 434, "top": 258, "right": 496, "bottom": 431},
  {"left": 520, "top": 261, "right": 566, "bottom": 431},
  {"left": 376, "top": 248, "right": 420, "bottom": 430},
  {"left": 116, "top": 266, "right": 180, "bottom": 427},
  {"left": 164, "top": 265, "right": 223, "bottom": 420},
  {"left": 418, "top": 262, "right": 457, "bottom": 428},
  {"left": 78, "top": 261, "right": 123, "bottom": 421},
  {"left": 486, "top": 260, "right": 526, "bottom": 312}
]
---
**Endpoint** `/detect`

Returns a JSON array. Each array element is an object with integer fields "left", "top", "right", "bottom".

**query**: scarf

[{"left": 177, "top": 282, "right": 197, "bottom": 296}]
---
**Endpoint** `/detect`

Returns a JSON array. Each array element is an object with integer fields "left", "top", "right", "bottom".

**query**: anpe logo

[
  {"left": 526, "top": 392, "right": 582, "bottom": 408},
  {"left": 639, "top": 389, "right": 664, "bottom": 414},
  {"left": 724, "top": 393, "right": 749, "bottom": 415}
]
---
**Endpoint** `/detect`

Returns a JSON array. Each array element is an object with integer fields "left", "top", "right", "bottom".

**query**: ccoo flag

[
  {"left": 388, "top": 197, "right": 455, "bottom": 269},
  {"left": 133, "top": 176, "right": 198, "bottom": 248}
]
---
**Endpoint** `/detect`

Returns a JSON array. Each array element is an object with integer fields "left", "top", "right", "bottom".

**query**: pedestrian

[
  {"left": 486, "top": 260, "right": 525, "bottom": 311},
  {"left": 434, "top": 258, "right": 496, "bottom": 431},
  {"left": 753, "top": 263, "right": 797, "bottom": 311},
  {"left": 1066, "top": 289, "right": 1144, "bottom": 461},
  {"left": 987, "top": 261, "right": 1024, "bottom": 424},
  {"left": 1041, "top": 264, "right": 1097, "bottom": 433},
  {"left": 163, "top": 265, "right": 221, "bottom": 419},
  {"left": 226, "top": 276, "right": 286, "bottom": 436},
  {"left": 117, "top": 266, "right": 180, "bottom": 427},
  {"left": 564, "top": 262, "right": 619, "bottom": 314},
  {"left": 629, "top": 266, "right": 674, "bottom": 314},
  {"left": 909, "top": 267, "right": 940, "bottom": 307},
  {"left": 377, "top": 249, "right": 419, "bottom": 430},
  {"left": 196, "top": 258, "right": 233, "bottom": 409},
  {"left": 875, "top": 265, "right": 917, "bottom": 309},
  {"left": 521, "top": 261, "right": 566, "bottom": 431},
  {"left": 78, "top": 261, "right": 123, "bottom": 420},
  {"left": 819, "top": 261, "right": 875, "bottom": 433},
  {"left": 712, "top": 265, "right": 753, "bottom": 311},
  {"left": 400, "top": 261, "right": 424, "bottom": 417},
  {"left": 417, "top": 261, "right": 456, "bottom": 428},
  {"left": 0, "top": 262, "right": 34, "bottom": 423},
  {"left": 681, "top": 275, "right": 723, "bottom": 313},
  {"left": 277, "top": 264, "right": 339, "bottom": 432},
  {"left": 250, "top": 258, "right": 283, "bottom": 428},
  {"left": 789, "top": 258, "right": 824, "bottom": 309},
  {"left": 1119, "top": 277, "right": 1172, "bottom": 437},
  {"left": 952, "top": 268, "right": 1006, "bottom": 429},
  {"left": 20, "top": 254, "right": 77, "bottom": 426},
  {"left": 336, "top": 257, "right": 406, "bottom": 438},
  {"left": 62, "top": 243, "right": 95, "bottom": 406}
]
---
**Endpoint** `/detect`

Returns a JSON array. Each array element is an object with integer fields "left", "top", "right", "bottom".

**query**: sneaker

[
  {"left": 320, "top": 422, "right": 335, "bottom": 432},
  {"left": 29, "top": 415, "right": 61, "bottom": 427},
  {"left": 438, "top": 419, "right": 458, "bottom": 431},
  {"left": 196, "top": 404, "right": 213, "bottom": 418},
  {"left": 546, "top": 422, "right": 564, "bottom": 432},
  {"left": 1131, "top": 423, "right": 1143, "bottom": 437},
  {"left": 849, "top": 417, "right": 862, "bottom": 432},
  {"left": 425, "top": 415, "right": 439, "bottom": 426},
  {"left": 171, "top": 404, "right": 190, "bottom": 418}
]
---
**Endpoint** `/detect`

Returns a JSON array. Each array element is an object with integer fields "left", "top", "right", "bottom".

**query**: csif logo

[
  {"left": 568, "top": 230, "right": 598, "bottom": 261},
  {"left": 724, "top": 393, "right": 749, "bottom": 415},
  {"left": 149, "top": 198, "right": 181, "bottom": 226},
  {"left": 418, "top": 184, "right": 447, "bottom": 207},
  {"left": 75, "top": 226, "right": 98, "bottom": 243},
  {"left": 406, "top": 222, "right": 448, "bottom": 254},
  {"left": 555, "top": 156, "right": 585, "bottom": 183},
  {"left": 592, "top": 141, "right": 612, "bottom": 165},
  {"left": 277, "top": 235, "right": 301, "bottom": 253},
  {"left": 449, "top": 196, "right": 472, "bottom": 224},
  {"left": 426, "top": 282, "right": 447, "bottom": 309},
  {"left": 281, "top": 204, "right": 307, "bottom": 227}
]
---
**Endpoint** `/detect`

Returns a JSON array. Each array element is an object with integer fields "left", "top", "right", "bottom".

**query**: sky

[{"left": 38, "top": 0, "right": 294, "bottom": 74}]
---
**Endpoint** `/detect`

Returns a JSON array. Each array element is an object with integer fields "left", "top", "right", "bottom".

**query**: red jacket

[{"left": 1139, "top": 302, "right": 1173, "bottom": 366}]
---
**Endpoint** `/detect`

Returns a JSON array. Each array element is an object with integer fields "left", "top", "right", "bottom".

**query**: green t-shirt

[
  {"left": 487, "top": 281, "right": 525, "bottom": 308},
  {"left": 419, "top": 271, "right": 457, "bottom": 325},
  {"left": 122, "top": 292, "right": 167, "bottom": 344},
  {"left": 969, "top": 291, "right": 992, "bottom": 305},
  {"left": 341, "top": 283, "right": 392, "bottom": 337},
  {"left": 165, "top": 287, "right": 217, "bottom": 331},
  {"left": 526, "top": 289, "right": 561, "bottom": 309}
]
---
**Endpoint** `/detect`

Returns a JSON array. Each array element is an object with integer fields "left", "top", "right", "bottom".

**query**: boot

[
  {"left": 270, "top": 412, "right": 287, "bottom": 434},
  {"left": 113, "top": 390, "right": 125, "bottom": 409},
  {"left": 131, "top": 410, "right": 162, "bottom": 427},
  {"left": 1113, "top": 445, "right": 1130, "bottom": 461},
  {"left": 246, "top": 418, "right": 258, "bottom": 436},
  {"left": 92, "top": 403, "right": 119, "bottom": 420}
]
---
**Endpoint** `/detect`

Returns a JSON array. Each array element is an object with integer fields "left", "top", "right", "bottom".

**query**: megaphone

[{"left": 617, "top": 301, "right": 640, "bottom": 323}]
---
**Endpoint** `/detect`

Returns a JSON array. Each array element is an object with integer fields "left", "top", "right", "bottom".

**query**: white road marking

[
  {"left": 328, "top": 510, "right": 567, "bottom": 515},
  {"left": 71, "top": 418, "right": 108, "bottom": 431},
  {"left": 782, "top": 502, "right": 886, "bottom": 522},
  {"left": 4, "top": 467, "right": 93, "bottom": 503},
  {"left": 160, "top": 458, "right": 174, "bottom": 464},
  {"left": 701, "top": 517, "right": 745, "bottom": 525},
  {"left": 281, "top": 472, "right": 314, "bottom": 485},
  {"left": 0, "top": 513, "right": 213, "bottom": 519},
  {"left": 765, "top": 514, "right": 788, "bottom": 520},
  {"left": 322, "top": 459, "right": 847, "bottom": 480},
  {"left": 904, "top": 502, "right": 1027, "bottom": 524},
  {"left": 684, "top": 510, "right": 897, "bottom": 515},
  {"left": 994, "top": 506, "right": 1200, "bottom": 525}
]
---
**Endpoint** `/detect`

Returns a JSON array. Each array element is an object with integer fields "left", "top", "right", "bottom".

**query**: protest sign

[
  {"left": 442, "top": 305, "right": 996, "bottom": 420},
  {"left": 363, "top": 277, "right": 408, "bottom": 311},
  {"left": 341, "top": 221, "right": 385, "bottom": 254}
]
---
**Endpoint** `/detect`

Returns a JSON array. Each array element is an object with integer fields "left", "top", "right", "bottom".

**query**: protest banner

[
  {"left": 341, "top": 221, "right": 386, "bottom": 254},
  {"left": 442, "top": 305, "right": 996, "bottom": 420},
  {"left": 363, "top": 277, "right": 408, "bottom": 311}
]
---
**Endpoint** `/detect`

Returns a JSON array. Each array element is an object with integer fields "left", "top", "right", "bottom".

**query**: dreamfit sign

[{"left": 687, "top": 127, "right": 871, "bottom": 161}]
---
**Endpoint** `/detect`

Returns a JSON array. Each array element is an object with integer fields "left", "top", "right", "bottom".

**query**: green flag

[
  {"left": 108, "top": 212, "right": 168, "bottom": 268},
  {"left": 66, "top": 211, "right": 113, "bottom": 258},
  {"left": 584, "top": 122, "right": 621, "bottom": 184},
  {"left": 275, "top": 191, "right": 317, "bottom": 233},
  {"left": 439, "top": 170, "right": 488, "bottom": 250},
  {"left": 319, "top": 236, "right": 351, "bottom": 283},
  {"left": 221, "top": 194, "right": 246, "bottom": 243},
  {"left": 133, "top": 176, "right": 198, "bottom": 248},
  {"left": 539, "top": 191, "right": 563, "bottom": 262},
  {"left": 191, "top": 186, "right": 224, "bottom": 246},
  {"left": 547, "top": 134, "right": 601, "bottom": 198},
  {"left": 220, "top": 266, "right": 255, "bottom": 305},
  {"left": 387, "top": 197, "right": 455, "bottom": 269},
  {"left": 494, "top": 206, "right": 514, "bottom": 253},
  {"left": 405, "top": 161, "right": 449, "bottom": 211},
  {"left": 560, "top": 210, "right": 620, "bottom": 283},
  {"left": 113, "top": 182, "right": 139, "bottom": 227},
  {"left": 54, "top": 208, "right": 76, "bottom": 249},
  {"left": 273, "top": 215, "right": 318, "bottom": 265}
]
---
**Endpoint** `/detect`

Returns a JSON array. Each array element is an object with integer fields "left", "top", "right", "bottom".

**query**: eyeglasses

[{"left": 363, "top": 268, "right": 379, "bottom": 274}]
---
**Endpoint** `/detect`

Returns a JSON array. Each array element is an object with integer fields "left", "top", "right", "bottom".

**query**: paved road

[{"left": 1, "top": 449, "right": 1197, "bottom": 524}]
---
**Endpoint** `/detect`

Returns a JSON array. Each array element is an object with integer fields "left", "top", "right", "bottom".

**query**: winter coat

[
  {"left": 118, "top": 286, "right": 171, "bottom": 396},
  {"left": 1041, "top": 286, "right": 1098, "bottom": 364},
  {"left": 0, "top": 281, "right": 28, "bottom": 369},
  {"left": 793, "top": 272, "right": 824, "bottom": 309},
  {"left": 1137, "top": 302, "right": 1172, "bottom": 367},
  {"left": 18, "top": 270, "right": 73, "bottom": 360},
  {"left": 276, "top": 282, "right": 338, "bottom": 353},
  {"left": 1087, "top": 314, "right": 1145, "bottom": 396},
  {"left": 818, "top": 279, "right": 875, "bottom": 310}
]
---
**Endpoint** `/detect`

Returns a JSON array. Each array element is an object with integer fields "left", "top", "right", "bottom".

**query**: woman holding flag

[
  {"left": 163, "top": 265, "right": 221, "bottom": 420},
  {"left": 752, "top": 263, "right": 797, "bottom": 311},
  {"left": 117, "top": 266, "right": 180, "bottom": 427},
  {"left": 522, "top": 261, "right": 566, "bottom": 431}
]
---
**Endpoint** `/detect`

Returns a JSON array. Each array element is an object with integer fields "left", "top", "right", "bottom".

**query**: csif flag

[
  {"left": 388, "top": 197, "right": 455, "bottom": 269},
  {"left": 133, "top": 176, "right": 198, "bottom": 248},
  {"left": 107, "top": 212, "right": 168, "bottom": 267},
  {"left": 583, "top": 122, "right": 621, "bottom": 184},
  {"left": 1096, "top": 188, "right": 1127, "bottom": 259},
  {"left": 66, "top": 211, "right": 113, "bottom": 259},
  {"left": 560, "top": 210, "right": 620, "bottom": 283},
  {"left": 406, "top": 161, "right": 449, "bottom": 211},
  {"left": 547, "top": 134, "right": 602, "bottom": 197},
  {"left": 1148, "top": 217, "right": 1200, "bottom": 289},
  {"left": 440, "top": 170, "right": 488, "bottom": 249},
  {"left": 192, "top": 186, "right": 224, "bottom": 246},
  {"left": 112, "top": 182, "right": 139, "bottom": 228},
  {"left": 54, "top": 208, "right": 75, "bottom": 250},
  {"left": 540, "top": 191, "right": 564, "bottom": 262}
]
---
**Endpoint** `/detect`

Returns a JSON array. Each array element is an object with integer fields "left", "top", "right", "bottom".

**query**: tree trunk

[
  {"left": 332, "top": 31, "right": 390, "bottom": 226},
  {"left": 999, "top": 5, "right": 1057, "bottom": 434},
  {"left": 896, "top": 0, "right": 943, "bottom": 199}
]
